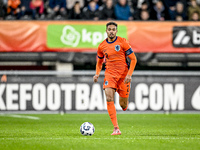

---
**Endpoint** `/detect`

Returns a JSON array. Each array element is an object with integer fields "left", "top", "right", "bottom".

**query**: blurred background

[{"left": 0, "top": 0, "right": 200, "bottom": 113}]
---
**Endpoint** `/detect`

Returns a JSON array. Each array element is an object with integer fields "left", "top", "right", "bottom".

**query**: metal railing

[{"left": 0, "top": 71, "right": 200, "bottom": 76}]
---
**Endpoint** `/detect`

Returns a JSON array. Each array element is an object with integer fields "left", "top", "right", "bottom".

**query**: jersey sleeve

[
  {"left": 97, "top": 45, "right": 104, "bottom": 59},
  {"left": 122, "top": 38, "right": 133, "bottom": 56},
  {"left": 95, "top": 44, "right": 104, "bottom": 76},
  {"left": 127, "top": 53, "right": 137, "bottom": 76}
]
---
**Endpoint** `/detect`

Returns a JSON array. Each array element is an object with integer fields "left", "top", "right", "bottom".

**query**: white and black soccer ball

[{"left": 80, "top": 122, "right": 95, "bottom": 136}]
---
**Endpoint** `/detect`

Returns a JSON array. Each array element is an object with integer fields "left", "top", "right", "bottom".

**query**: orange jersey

[
  {"left": 8, "top": 0, "right": 21, "bottom": 9},
  {"left": 97, "top": 36, "right": 133, "bottom": 78}
]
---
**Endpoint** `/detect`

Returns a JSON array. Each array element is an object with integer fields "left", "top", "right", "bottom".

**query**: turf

[{"left": 0, "top": 113, "right": 200, "bottom": 150}]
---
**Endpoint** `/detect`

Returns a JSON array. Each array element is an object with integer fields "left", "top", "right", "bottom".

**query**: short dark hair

[{"left": 106, "top": 22, "right": 118, "bottom": 29}]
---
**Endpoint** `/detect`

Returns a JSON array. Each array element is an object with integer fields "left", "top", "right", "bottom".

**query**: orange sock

[{"left": 107, "top": 101, "right": 119, "bottom": 129}]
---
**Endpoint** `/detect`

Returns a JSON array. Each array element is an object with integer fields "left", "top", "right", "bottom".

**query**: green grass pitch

[{"left": 0, "top": 113, "right": 200, "bottom": 150}]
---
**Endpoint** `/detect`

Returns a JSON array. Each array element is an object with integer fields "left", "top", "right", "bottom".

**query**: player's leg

[
  {"left": 105, "top": 89, "right": 121, "bottom": 135},
  {"left": 103, "top": 77, "right": 121, "bottom": 135},
  {"left": 105, "top": 87, "right": 119, "bottom": 129},
  {"left": 119, "top": 96, "right": 129, "bottom": 111},
  {"left": 105, "top": 87, "right": 115, "bottom": 102},
  {"left": 105, "top": 88, "right": 121, "bottom": 135},
  {"left": 117, "top": 79, "right": 131, "bottom": 111}
]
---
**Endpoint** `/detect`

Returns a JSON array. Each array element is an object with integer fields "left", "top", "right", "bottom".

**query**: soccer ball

[{"left": 80, "top": 122, "right": 95, "bottom": 136}]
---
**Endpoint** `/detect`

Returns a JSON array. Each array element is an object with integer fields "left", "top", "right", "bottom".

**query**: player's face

[{"left": 106, "top": 25, "right": 117, "bottom": 40}]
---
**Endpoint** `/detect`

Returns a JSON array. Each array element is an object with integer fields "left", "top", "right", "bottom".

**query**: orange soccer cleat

[
  {"left": 122, "top": 106, "right": 128, "bottom": 111},
  {"left": 111, "top": 128, "right": 121, "bottom": 135}
]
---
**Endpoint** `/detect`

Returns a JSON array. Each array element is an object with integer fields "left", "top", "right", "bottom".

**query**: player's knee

[{"left": 106, "top": 95, "right": 114, "bottom": 102}]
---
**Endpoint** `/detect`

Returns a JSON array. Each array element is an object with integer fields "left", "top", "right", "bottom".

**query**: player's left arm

[
  {"left": 122, "top": 38, "right": 137, "bottom": 83},
  {"left": 124, "top": 51, "right": 137, "bottom": 83},
  {"left": 127, "top": 51, "right": 137, "bottom": 76}
]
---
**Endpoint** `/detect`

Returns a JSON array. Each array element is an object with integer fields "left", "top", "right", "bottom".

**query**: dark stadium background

[
  {"left": 0, "top": 1, "right": 200, "bottom": 150},
  {"left": 0, "top": 0, "right": 200, "bottom": 112}
]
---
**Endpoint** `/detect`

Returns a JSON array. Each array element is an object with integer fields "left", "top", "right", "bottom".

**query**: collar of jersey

[{"left": 106, "top": 36, "right": 118, "bottom": 44}]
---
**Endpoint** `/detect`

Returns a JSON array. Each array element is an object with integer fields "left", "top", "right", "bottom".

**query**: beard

[{"left": 108, "top": 34, "right": 115, "bottom": 39}]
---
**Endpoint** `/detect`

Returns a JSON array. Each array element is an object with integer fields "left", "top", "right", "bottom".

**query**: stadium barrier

[
  {"left": 0, "top": 21, "right": 200, "bottom": 53},
  {"left": 0, "top": 71, "right": 200, "bottom": 112}
]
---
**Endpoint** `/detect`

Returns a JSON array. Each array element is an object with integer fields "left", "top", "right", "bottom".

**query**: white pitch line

[
  {"left": 0, "top": 114, "right": 40, "bottom": 120},
  {"left": 10, "top": 115, "right": 40, "bottom": 120}
]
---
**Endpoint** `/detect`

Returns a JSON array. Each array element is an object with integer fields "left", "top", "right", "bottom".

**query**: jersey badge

[{"left": 115, "top": 45, "right": 120, "bottom": 52}]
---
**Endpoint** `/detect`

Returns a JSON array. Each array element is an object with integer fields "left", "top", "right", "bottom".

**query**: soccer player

[{"left": 93, "top": 22, "right": 137, "bottom": 135}]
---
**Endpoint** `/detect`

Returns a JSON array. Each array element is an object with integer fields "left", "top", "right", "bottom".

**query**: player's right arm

[
  {"left": 93, "top": 58, "right": 104, "bottom": 82},
  {"left": 93, "top": 45, "right": 104, "bottom": 83}
]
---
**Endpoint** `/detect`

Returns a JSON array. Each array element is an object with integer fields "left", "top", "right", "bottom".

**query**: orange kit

[{"left": 97, "top": 36, "right": 136, "bottom": 98}]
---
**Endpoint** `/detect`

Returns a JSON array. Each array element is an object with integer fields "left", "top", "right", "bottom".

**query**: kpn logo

[
  {"left": 173, "top": 26, "right": 200, "bottom": 47},
  {"left": 47, "top": 25, "right": 127, "bottom": 48}
]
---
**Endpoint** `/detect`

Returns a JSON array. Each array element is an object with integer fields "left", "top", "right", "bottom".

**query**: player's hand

[
  {"left": 124, "top": 75, "right": 131, "bottom": 84},
  {"left": 93, "top": 75, "right": 99, "bottom": 83}
]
